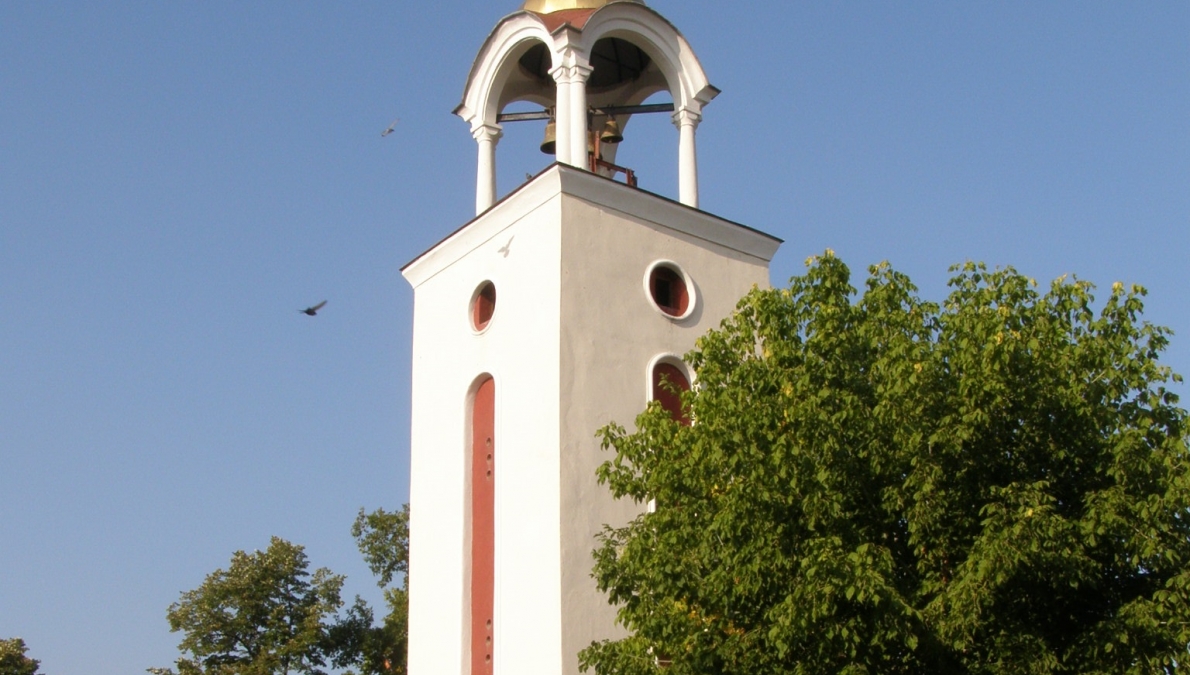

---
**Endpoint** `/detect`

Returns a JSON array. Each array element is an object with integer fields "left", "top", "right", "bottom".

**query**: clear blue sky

[{"left": 1, "top": 2, "right": 1186, "bottom": 673}]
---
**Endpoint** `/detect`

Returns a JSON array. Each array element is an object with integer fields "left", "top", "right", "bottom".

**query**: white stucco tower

[{"left": 401, "top": 2, "right": 781, "bottom": 675}]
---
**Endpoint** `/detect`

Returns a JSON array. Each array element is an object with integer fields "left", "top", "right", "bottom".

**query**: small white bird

[
  {"left": 497, "top": 236, "right": 514, "bottom": 257},
  {"left": 381, "top": 118, "right": 400, "bottom": 137}
]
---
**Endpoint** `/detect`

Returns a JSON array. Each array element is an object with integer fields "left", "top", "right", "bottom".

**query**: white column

[
  {"left": 549, "top": 66, "right": 572, "bottom": 166},
  {"left": 674, "top": 108, "right": 701, "bottom": 208},
  {"left": 474, "top": 124, "right": 502, "bottom": 214},
  {"left": 568, "top": 64, "right": 592, "bottom": 168}
]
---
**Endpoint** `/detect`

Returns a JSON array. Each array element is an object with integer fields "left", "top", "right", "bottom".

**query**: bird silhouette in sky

[
  {"left": 300, "top": 300, "right": 327, "bottom": 316},
  {"left": 381, "top": 118, "right": 399, "bottom": 137}
]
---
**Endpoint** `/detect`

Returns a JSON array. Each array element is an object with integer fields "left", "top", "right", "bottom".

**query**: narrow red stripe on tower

[{"left": 471, "top": 377, "right": 495, "bottom": 675}]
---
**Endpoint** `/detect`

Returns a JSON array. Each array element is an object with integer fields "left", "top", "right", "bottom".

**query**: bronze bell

[
  {"left": 540, "top": 120, "right": 557, "bottom": 155},
  {"left": 600, "top": 117, "right": 624, "bottom": 144}
]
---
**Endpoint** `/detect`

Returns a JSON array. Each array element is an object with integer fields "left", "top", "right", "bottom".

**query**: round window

[
  {"left": 471, "top": 281, "right": 496, "bottom": 331},
  {"left": 647, "top": 262, "right": 691, "bottom": 318}
]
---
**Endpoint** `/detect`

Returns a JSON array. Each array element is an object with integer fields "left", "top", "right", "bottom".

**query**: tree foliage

[
  {"left": 153, "top": 536, "right": 365, "bottom": 675},
  {"left": 352, "top": 506, "right": 409, "bottom": 590},
  {"left": 0, "top": 638, "right": 42, "bottom": 675},
  {"left": 351, "top": 506, "right": 410, "bottom": 675},
  {"left": 581, "top": 253, "right": 1190, "bottom": 674}
]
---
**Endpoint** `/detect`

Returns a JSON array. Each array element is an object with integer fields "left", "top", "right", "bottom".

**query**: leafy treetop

[
  {"left": 351, "top": 506, "right": 410, "bottom": 675},
  {"left": 581, "top": 253, "right": 1190, "bottom": 675},
  {"left": 0, "top": 638, "right": 42, "bottom": 675},
  {"left": 352, "top": 505, "right": 409, "bottom": 590},
  {"left": 151, "top": 536, "right": 366, "bottom": 675}
]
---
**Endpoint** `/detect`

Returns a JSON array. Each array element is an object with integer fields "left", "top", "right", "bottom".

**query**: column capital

[
  {"left": 568, "top": 63, "right": 593, "bottom": 82},
  {"left": 548, "top": 63, "right": 591, "bottom": 85},
  {"left": 471, "top": 123, "right": 503, "bottom": 143},
  {"left": 549, "top": 42, "right": 591, "bottom": 83},
  {"left": 671, "top": 107, "right": 702, "bottom": 129}
]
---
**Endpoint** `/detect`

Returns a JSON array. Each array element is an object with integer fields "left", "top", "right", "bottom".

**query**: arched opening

[
  {"left": 652, "top": 361, "right": 690, "bottom": 425},
  {"left": 491, "top": 37, "right": 558, "bottom": 197},
  {"left": 470, "top": 377, "right": 495, "bottom": 675},
  {"left": 574, "top": 12, "right": 714, "bottom": 205}
]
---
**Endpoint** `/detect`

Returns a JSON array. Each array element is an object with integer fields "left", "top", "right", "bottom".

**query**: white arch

[
  {"left": 455, "top": 13, "right": 557, "bottom": 213},
  {"left": 575, "top": 4, "right": 718, "bottom": 116},
  {"left": 455, "top": 13, "right": 556, "bottom": 133}
]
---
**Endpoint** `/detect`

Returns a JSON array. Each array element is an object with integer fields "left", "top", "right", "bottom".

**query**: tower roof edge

[
  {"left": 401, "top": 164, "right": 782, "bottom": 287},
  {"left": 520, "top": 0, "right": 643, "bottom": 13}
]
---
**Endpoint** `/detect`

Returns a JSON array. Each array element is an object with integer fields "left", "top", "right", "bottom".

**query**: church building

[{"left": 400, "top": 1, "right": 782, "bottom": 673}]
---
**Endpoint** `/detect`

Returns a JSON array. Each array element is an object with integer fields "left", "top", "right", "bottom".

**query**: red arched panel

[
  {"left": 652, "top": 362, "right": 690, "bottom": 426},
  {"left": 471, "top": 377, "right": 495, "bottom": 675}
]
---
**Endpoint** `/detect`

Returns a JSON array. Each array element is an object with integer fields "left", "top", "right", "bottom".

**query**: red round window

[
  {"left": 649, "top": 264, "right": 689, "bottom": 317},
  {"left": 472, "top": 281, "right": 496, "bottom": 331}
]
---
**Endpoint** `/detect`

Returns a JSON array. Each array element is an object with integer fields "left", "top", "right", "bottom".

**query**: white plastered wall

[
  {"left": 404, "top": 176, "right": 566, "bottom": 675},
  {"left": 555, "top": 176, "right": 776, "bottom": 675},
  {"left": 402, "top": 165, "right": 780, "bottom": 675}
]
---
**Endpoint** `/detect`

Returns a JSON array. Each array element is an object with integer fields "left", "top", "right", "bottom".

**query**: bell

[
  {"left": 600, "top": 117, "right": 624, "bottom": 144},
  {"left": 540, "top": 120, "right": 557, "bottom": 155}
]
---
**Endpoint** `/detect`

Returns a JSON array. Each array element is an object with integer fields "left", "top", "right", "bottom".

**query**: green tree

[
  {"left": 581, "top": 253, "right": 1190, "bottom": 674},
  {"left": 351, "top": 506, "right": 410, "bottom": 675},
  {"left": 152, "top": 536, "right": 366, "bottom": 675},
  {"left": 0, "top": 638, "right": 42, "bottom": 675}
]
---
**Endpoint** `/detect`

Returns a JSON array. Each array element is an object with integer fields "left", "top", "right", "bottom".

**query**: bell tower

[
  {"left": 454, "top": 0, "right": 719, "bottom": 213},
  {"left": 401, "top": 2, "right": 781, "bottom": 674}
]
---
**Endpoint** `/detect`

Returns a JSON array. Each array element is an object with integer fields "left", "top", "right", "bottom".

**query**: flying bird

[
  {"left": 381, "top": 118, "right": 400, "bottom": 137},
  {"left": 497, "top": 236, "right": 514, "bottom": 257},
  {"left": 300, "top": 300, "right": 327, "bottom": 316}
]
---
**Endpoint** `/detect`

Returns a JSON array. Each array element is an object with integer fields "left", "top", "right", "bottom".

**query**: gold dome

[{"left": 521, "top": 0, "right": 643, "bottom": 13}]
